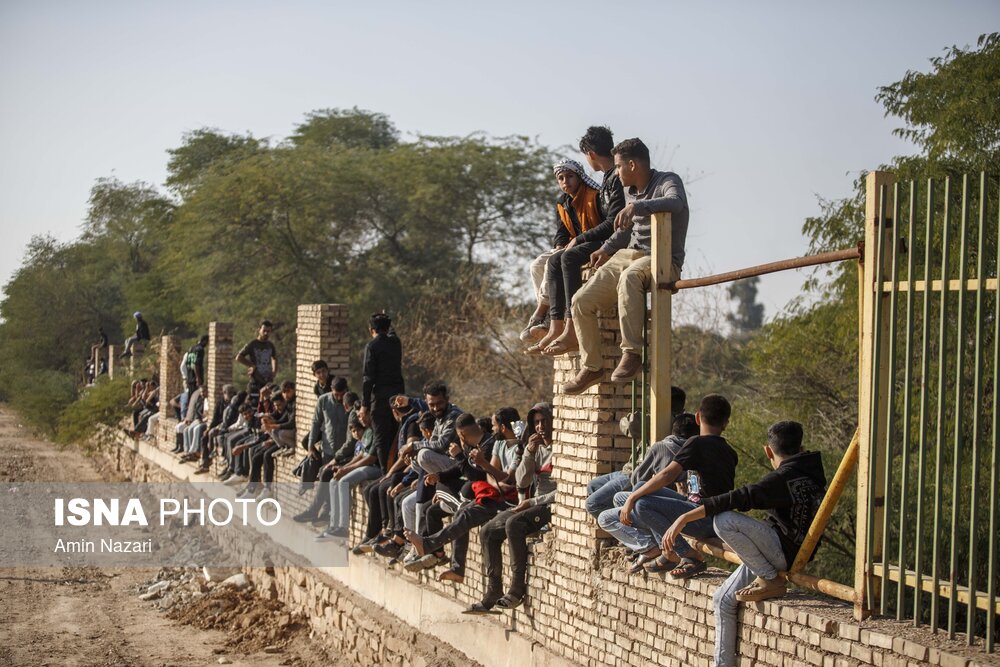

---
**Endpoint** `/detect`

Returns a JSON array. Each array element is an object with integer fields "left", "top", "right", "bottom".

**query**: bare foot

[
  {"left": 534, "top": 320, "right": 566, "bottom": 350},
  {"left": 404, "top": 529, "right": 427, "bottom": 556}
]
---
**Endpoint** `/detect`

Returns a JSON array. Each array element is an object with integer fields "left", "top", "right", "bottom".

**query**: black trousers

[
  {"left": 364, "top": 471, "right": 406, "bottom": 539},
  {"left": 480, "top": 504, "right": 552, "bottom": 600},
  {"left": 370, "top": 399, "right": 397, "bottom": 471},
  {"left": 249, "top": 442, "right": 279, "bottom": 484},
  {"left": 425, "top": 499, "right": 506, "bottom": 576},
  {"left": 544, "top": 240, "right": 602, "bottom": 320}
]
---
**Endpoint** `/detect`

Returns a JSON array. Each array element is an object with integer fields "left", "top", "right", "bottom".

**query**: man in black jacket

[
  {"left": 662, "top": 420, "right": 827, "bottom": 667},
  {"left": 121, "top": 311, "right": 151, "bottom": 357},
  {"left": 357, "top": 312, "right": 405, "bottom": 472}
]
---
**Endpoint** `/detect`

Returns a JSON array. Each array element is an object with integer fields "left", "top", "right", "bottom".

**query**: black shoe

[
  {"left": 375, "top": 540, "right": 404, "bottom": 558},
  {"left": 293, "top": 511, "right": 318, "bottom": 523}
]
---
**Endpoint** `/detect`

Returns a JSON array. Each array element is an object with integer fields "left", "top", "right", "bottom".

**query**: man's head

[
  {"left": 612, "top": 138, "right": 651, "bottom": 189},
  {"left": 312, "top": 360, "right": 329, "bottom": 384},
  {"left": 133, "top": 311, "right": 142, "bottom": 320},
  {"left": 272, "top": 393, "right": 287, "bottom": 411},
  {"left": 671, "top": 412, "right": 699, "bottom": 440},
  {"left": 492, "top": 407, "right": 521, "bottom": 439},
  {"left": 331, "top": 376, "right": 348, "bottom": 401},
  {"left": 417, "top": 411, "right": 436, "bottom": 439},
  {"left": 671, "top": 386, "right": 687, "bottom": 416},
  {"left": 258, "top": 320, "right": 273, "bottom": 341},
  {"left": 369, "top": 312, "right": 392, "bottom": 336},
  {"left": 222, "top": 384, "right": 236, "bottom": 401},
  {"left": 280, "top": 380, "right": 295, "bottom": 401},
  {"left": 455, "top": 412, "right": 482, "bottom": 447},
  {"left": 348, "top": 415, "right": 364, "bottom": 439},
  {"left": 422, "top": 380, "right": 449, "bottom": 419},
  {"left": 199, "top": 334, "right": 210, "bottom": 346},
  {"left": 766, "top": 420, "right": 804, "bottom": 467},
  {"left": 552, "top": 158, "right": 599, "bottom": 197},
  {"left": 390, "top": 394, "right": 414, "bottom": 422},
  {"left": 523, "top": 403, "right": 553, "bottom": 446},
  {"left": 696, "top": 394, "right": 731, "bottom": 432},
  {"left": 579, "top": 126, "right": 615, "bottom": 171},
  {"left": 343, "top": 391, "right": 360, "bottom": 412}
]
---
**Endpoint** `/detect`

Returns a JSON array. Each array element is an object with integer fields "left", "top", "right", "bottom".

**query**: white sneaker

[
  {"left": 256, "top": 487, "right": 273, "bottom": 501},
  {"left": 236, "top": 486, "right": 257, "bottom": 500},
  {"left": 223, "top": 474, "right": 248, "bottom": 487}
]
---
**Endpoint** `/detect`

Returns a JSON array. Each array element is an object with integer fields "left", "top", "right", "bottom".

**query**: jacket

[
  {"left": 575, "top": 169, "right": 626, "bottom": 246},
  {"left": 552, "top": 185, "right": 603, "bottom": 247}
]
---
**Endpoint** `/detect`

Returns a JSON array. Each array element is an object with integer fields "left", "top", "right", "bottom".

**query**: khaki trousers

[
  {"left": 530, "top": 249, "right": 557, "bottom": 305},
  {"left": 570, "top": 249, "right": 680, "bottom": 371}
]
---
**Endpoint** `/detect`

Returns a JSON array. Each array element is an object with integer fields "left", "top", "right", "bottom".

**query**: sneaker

[
  {"left": 255, "top": 487, "right": 273, "bottom": 501},
  {"left": 402, "top": 553, "right": 423, "bottom": 571},
  {"left": 293, "top": 511, "right": 318, "bottom": 523},
  {"left": 223, "top": 474, "right": 248, "bottom": 487},
  {"left": 353, "top": 536, "right": 380, "bottom": 555},
  {"left": 236, "top": 486, "right": 258, "bottom": 500},
  {"left": 375, "top": 540, "right": 404, "bottom": 559},
  {"left": 405, "top": 552, "right": 443, "bottom": 572},
  {"left": 315, "top": 527, "right": 348, "bottom": 542},
  {"left": 193, "top": 466, "right": 210, "bottom": 475}
]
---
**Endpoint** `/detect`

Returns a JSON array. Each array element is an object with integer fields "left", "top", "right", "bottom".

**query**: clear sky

[{"left": 0, "top": 1, "right": 996, "bottom": 318}]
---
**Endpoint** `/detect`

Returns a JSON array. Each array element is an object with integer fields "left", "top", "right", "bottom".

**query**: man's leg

[
  {"left": 529, "top": 249, "right": 556, "bottom": 308},
  {"left": 596, "top": 505, "right": 658, "bottom": 553},
  {"left": 505, "top": 504, "right": 551, "bottom": 598},
  {"left": 415, "top": 449, "right": 459, "bottom": 475},
  {"left": 713, "top": 563, "right": 755, "bottom": 667},
  {"left": 712, "top": 511, "right": 787, "bottom": 579},
  {"left": 632, "top": 488, "right": 716, "bottom": 558},
  {"left": 362, "top": 477, "right": 384, "bottom": 540},
  {"left": 415, "top": 501, "right": 502, "bottom": 576},
  {"left": 570, "top": 253, "right": 632, "bottom": 372},
  {"left": 585, "top": 471, "right": 630, "bottom": 520},
  {"left": 370, "top": 399, "right": 397, "bottom": 472},
  {"left": 480, "top": 510, "right": 513, "bottom": 605},
  {"left": 331, "top": 466, "right": 382, "bottom": 532}
]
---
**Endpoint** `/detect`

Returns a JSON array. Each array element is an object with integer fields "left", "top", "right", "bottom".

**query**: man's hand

[
  {"left": 470, "top": 448, "right": 486, "bottom": 467},
  {"left": 618, "top": 498, "right": 636, "bottom": 527},
  {"left": 512, "top": 499, "right": 532, "bottom": 513},
  {"left": 333, "top": 466, "right": 350, "bottom": 481},
  {"left": 590, "top": 248, "right": 611, "bottom": 269},
  {"left": 389, "top": 483, "right": 404, "bottom": 498},
  {"left": 662, "top": 516, "right": 686, "bottom": 553},
  {"left": 399, "top": 442, "right": 413, "bottom": 458},
  {"left": 246, "top": 367, "right": 254, "bottom": 377},
  {"left": 424, "top": 472, "right": 439, "bottom": 486},
  {"left": 448, "top": 441, "right": 462, "bottom": 458},
  {"left": 526, "top": 433, "right": 544, "bottom": 454},
  {"left": 615, "top": 203, "right": 637, "bottom": 230},
  {"left": 565, "top": 236, "right": 577, "bottom": 250},
  {"left": 320, "top": 461, "right": 338, "bottom": 474}
]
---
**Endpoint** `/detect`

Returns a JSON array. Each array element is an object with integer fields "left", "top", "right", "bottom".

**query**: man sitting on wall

[{"left": 562, "top": 138, "right": 690, "bottom": 394}]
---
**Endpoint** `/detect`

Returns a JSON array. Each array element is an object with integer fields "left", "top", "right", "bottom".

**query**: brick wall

[
  {"left": 207, "top": 322, "right": 234, "bottom": 408},
  {"left": 136, "top": 306, "right": 998, "bottom": 667},
  {"left": 157, "top": 335, "right": 182, "bottom": 445}
]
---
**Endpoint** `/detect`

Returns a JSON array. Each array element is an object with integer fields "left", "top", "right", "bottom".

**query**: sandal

[
  {"left": 628, "top": 549, "right": 662, "bottom": 574},
  {"left": 542, "top": 340, "right": 578, "bottom": 356},
  {"left": 463, "top": 601, "right": 501, "bottom": 615},
  {"left": 735, "top": 575, "right": 787, "bottom": 602},
  {"left": 523, "top": 343, "right": 545, "bottom": 355},
  {"left": 495, "top": 593, "right": 524, "bottom": 610},
  {"left": 669, "top": 557, "right": 707, "bottom": 580},
  {"left": 643, "top": 555, "right": 681, "bottom": 574}
]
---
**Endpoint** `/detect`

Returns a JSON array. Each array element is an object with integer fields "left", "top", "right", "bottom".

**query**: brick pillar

[
  {"left": 550, "top": 309, "right": 632, "bottom": 570},
  {"left": 294, "top": 304, "right": 351, "bottom": 441},
  {"left": 206, "top": 322, "right": 234, "bottom": 408},
  {"left": 107, "top": 345, "right": 118, "bottom": 379},
  {"left": 157, "top": 335, "right": 182, "bottom": 448}
]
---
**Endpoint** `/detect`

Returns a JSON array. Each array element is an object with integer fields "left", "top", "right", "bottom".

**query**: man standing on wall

[
  {"left": 235, "top": 320, "right": 278, "bottom": 406},
  {"left": 358, "top": 312, "right": 405, "bottom": 472}
]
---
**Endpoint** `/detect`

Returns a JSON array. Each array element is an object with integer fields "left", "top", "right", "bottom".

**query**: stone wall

[{"left": 128, "top": 304, "right": 998, "bottom": 667}]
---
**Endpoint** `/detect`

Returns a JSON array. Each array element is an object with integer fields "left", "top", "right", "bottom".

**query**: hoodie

[
  {"left": 515, "top": 403, "right": 555, "bottom": 503},
  {"left": 702, "top": 450, "right": 827, "bottom": 565}
]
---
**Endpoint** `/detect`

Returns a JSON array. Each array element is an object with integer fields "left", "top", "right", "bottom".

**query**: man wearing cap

[
  {"left": 121, "top": 311, "right": 151, "bottom": 358},
  {"left": 522, "top": 159, "right": 604, "bottom": 350},
  {"left": 562, "top": 138, "right": 690, "bottom": 394}
]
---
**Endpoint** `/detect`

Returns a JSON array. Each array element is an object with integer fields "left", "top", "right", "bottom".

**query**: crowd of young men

[{"left": 113, "top": 126, "right": 829, "bottom": 665}]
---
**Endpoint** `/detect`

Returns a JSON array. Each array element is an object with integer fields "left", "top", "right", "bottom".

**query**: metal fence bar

[
  {"left": 967, "top": 172, "right": 988, "bottom": 644},
  {"left": 660, "top": 247, "right": 861, "bottom": 292},
  {"left": 913, "top": 178, "right": 935, "bottom": 626},
  {"left": 931, "top": 176, "right": 953, "bottom": 634},
  {"left": 897, "top": 180, "right": 918, "bottom": 619},
  {"left": 988, "top": 177, "right": 1000, "bottom": 653},
  {"left": 948, "top": 174, "right": 972, "bottom": 639},
  {"left": 880, "top": 182, "right": 903, "bottom": 616},
  {"left": 865, "top": 183, "right": 890, "bottom": 612}
]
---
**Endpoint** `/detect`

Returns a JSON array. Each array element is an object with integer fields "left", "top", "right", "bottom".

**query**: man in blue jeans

[
  {"left": 662, "top": 420, "right": 826, "bottom": 667},
  {"left": 316, "top": 416, "right": 382, "bottom": 541},
  {"left": 609, "top": 394, "right": 738, "bottom": 577}
]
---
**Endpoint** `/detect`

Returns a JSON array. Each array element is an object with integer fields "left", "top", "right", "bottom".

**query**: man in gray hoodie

[{"left": 563, "top": 138, "right": 689, "bottom": 394}]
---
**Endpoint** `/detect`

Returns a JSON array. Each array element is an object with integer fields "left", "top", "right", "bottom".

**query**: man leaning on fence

[{"left": 562, "top": 138, "right": 690, "bottom": 394}]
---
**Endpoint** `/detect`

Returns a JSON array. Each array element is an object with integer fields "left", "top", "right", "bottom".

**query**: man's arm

[
  {"left": 619, "top": 461, "right": 684, "bottom": 526},
  {"left": 235, "top": 342, "right": 253, "bottom": 369},
  {"left": 631, "top": 174, "right": 686, "bottom": 216},
  {"left": 361, "top": 342, "right": 376, "bottom": 409},
  {"left": 269, "top": 344, "right": 278, "bottom": 376}
]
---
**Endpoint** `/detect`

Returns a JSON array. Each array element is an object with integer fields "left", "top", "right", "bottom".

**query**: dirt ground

[{"left": 0, "top": 405, "right": 346, "bottom": 667}]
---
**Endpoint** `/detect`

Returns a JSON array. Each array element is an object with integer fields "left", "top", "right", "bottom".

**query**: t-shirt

[
  {"left": 353, "top": 427, "right": 376, "bottom": 457},
  {"left": 493, "top": 439, "right": 520, "bottom": 472},
  {"left": 182, "top": 343, "right": 205, "bottom": 383},
  {"left": 239, "top": 339, "right": 277, "bottom": 382},
  {"left": 671, "top": 435, "right": 739, "bottom": 499}
]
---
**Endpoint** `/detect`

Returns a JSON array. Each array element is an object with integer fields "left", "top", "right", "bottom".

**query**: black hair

[
  {"left": 272, "top": 393, "right": 286, "bottom": 403},
  {"left": 671, "top": 386, "right": 687, "bottom": 415},
  {"left": 493, "top": 407, "right": 520, "bottom": 434},
  {"left": 422, "top": 380, "right": 448, "bottom": 398},
  {"left": 767, "top": 421, "right": 804, "bottom": 457},
  {"left": 612, "top": 138, "right": 651, "bottom": 165},
  {"left": 369, "top": 312, "right": 392, "bottom": 333},
  {"left": 348, "top": 414, "right": 363, "bottom": 431},
  {"left": 260, "top": 319, "right": 273, "bottom": 328},
  {"left": 199, "top": 334, "right": 210, "bottom": 345},
  {"left": 698, "top": 394, "right": 732, "bottom": 428},
  {"left": 280, "top": 380, "right": 295, "bottom": 391},
  {"left": 332, "top": 376, "right": 348, "bottom": 393},
  {"left": 477, "top": 417, "right": 494, "bottom": 435},
  {"left": 344, "top": 391, "right": 361, "bottom": 407},
  {"left": 417, "top": 411, "right": 436, "bottom": 431},
  {"left": 579, "top": 125, "right": 615, "bottom": 157},
  {"left": 455, "top": 412, "right": 478, "bottom": 430},
  {"left": 311, "top": 360, "right": 329, "bottom": 372},
  {"left": 671, "top": 412, "right": 699, "bottom": 440}
]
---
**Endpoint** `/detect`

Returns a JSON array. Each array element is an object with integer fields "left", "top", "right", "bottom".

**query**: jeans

[
  {"left": 712, "top": 512, "right": 787, "bottom": 667},
  {"left": 545, "top": 240, "right": 601, "bottom": 320},
  {"left": 328, "top": 465, "right": 382, "bottom": 531},
  {"left": 633, "top": 487, "right": 717, "bottom": 558},
  {"left": 480, "top": 505, "right": 551, "bottom": 601},
  {"left": 585, "top": 471, "right": 631, "bottom": 520},
  {"left": 596, "top": 490, "right": 658, "bottom": 553},
  {"left": 414, "top": 448, "right": 459, "bottom": 475}
]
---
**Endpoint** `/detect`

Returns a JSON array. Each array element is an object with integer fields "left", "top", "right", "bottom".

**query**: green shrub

[{"left": 55, "top": 375, "right": 132, "bottom": 447}]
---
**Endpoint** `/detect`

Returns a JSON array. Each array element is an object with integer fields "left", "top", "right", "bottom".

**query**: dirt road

[{"left": 0, "top": 406, "right": 341, "bottom": 667}]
